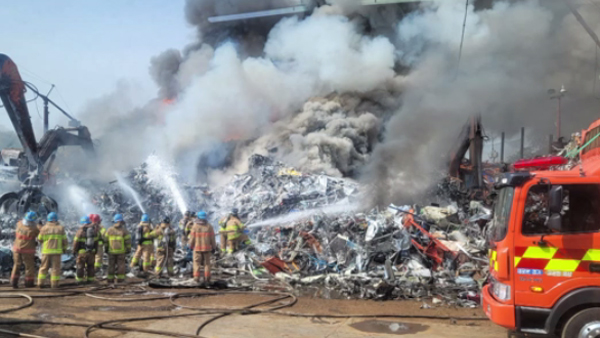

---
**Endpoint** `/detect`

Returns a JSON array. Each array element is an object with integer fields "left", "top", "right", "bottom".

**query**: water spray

[
  {"left": 145, "top": 154, "right": 188, "bottom": 215},
  {"left": 248, "top": 201, "right": 358, "bottom": 228},
  {"left": 67, "top": 185, "right": 100, "bottom": 216},
  {"left": 114, "top": 172, "right": 146, "bottom": 213}
]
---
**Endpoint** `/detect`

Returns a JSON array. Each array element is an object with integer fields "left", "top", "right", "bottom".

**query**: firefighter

[
  {"left": 188, "top": 211, "right": 216, "bottom": 286},
  {"left": 217, "top": 215, "right": 228, "bottom": 254},
  {"left": 150, "top": 221, "right": 157, "bottom": 270},
  {"left": 130, "top": 214, "right": 155, "bottom": 273},
  {"left": 224, "top": 208, "right": 249, "bottom": 254},
  {"left": 104, "top": 214, "right": 131, "bottom": 284},
  {"left": 73, "top": 216, "right": 99, "bottom": 284},
  {"left": 154, "top": 216, "right": 176, "bottom": 277},
  {"left": 90, "top": 214, "right": 105, "bottom": 272},
  {"left": 38, "top": 212, "right": 68, "bottom": 288},
  {"left": 11, "top": 211, "right": 40, "bottom": 288},
  {"left": 179, "top": 211, "right": 193, "bottom": 246}
]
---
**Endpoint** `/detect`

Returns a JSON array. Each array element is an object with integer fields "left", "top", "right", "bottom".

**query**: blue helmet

[
  {"left": 197, "top": 211, "right": 207, "bottom": 220},
  {"left": 24, "top": 211, "right": 37, "bottom": 222},
  {"left": 47, "top": 212, "right": 58, "bottom": 222},
  {"left": 80, "top": 216, "right": 91, "bottom": 225},
  {"left": 141, "top": 214, "right": 150, "bottom": 222},
  {"left": 113, "top": 214, "right": 124, "bottom": 222}
]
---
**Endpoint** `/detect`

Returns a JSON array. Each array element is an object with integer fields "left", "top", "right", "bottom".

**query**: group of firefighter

[{"left": 10, "top": 208, "right": 249, "bottom": 289}]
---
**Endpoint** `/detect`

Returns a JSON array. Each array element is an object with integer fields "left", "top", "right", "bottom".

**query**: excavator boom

[
  {"left": 0, "top": 54, "right": 96, "bottom": 216},
  {"left": 0, "top": 54, "right": 39, "bottom": 167}
]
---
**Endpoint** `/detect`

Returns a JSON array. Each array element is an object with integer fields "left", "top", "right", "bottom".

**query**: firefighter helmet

[{"left": 47, "top": 212, "right": 58, "bottom": 222}]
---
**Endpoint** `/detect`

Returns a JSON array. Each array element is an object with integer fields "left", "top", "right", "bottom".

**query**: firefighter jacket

[
  {"left": 179, "top": 217, "right": 190, "bottom": 231},
  {"left": 72, "top": 224, "right": 99, "bottom": 254},
  {"left": 154, "top": 223, "right": 176, "bottom": 251},
  {"left": 188, "top": 220, "right": 216, "bottom": 252},
  {"left": 95, "top": 224, "right": 106, "bottom": 245},
  {"left": 104, "top": 222, "right": 132, "bottom": 255},
  {"left": 13, "top": 220, "right": 40, "bottom": 254},
  {"left": 224, "top": 215, "right": 244, "bottom": 240},
  {"left": 218, "top": 217, "right": 227, "bottom": 230},
  {"left": 38, "top": 221, "right": 68, "bottom": 255},
  {"left": 137, "top": 222, "right": 155, "bottom": 245}
]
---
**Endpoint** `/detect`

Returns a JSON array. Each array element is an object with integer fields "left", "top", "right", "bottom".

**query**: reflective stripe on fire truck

[
  {"left": 514, "top": 247, "right": 600, "bottom": 273},
  {"left": 490, "top": 249, "right": 498, "bottom": 271}
]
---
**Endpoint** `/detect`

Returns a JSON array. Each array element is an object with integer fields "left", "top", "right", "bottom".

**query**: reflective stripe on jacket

[
  {"left": 38, "top": 221, "right": 68, "bottom": 255},
  {"left": 105, "top": 223, "right": 132, "bottom": 254},
  {"left": 13, "top": 220, "right": 40, "bottom": 254},
  {"left": 138, "top": 222, "right": 155, "bottom": 245},
  {"left": 73, "top": 225, "right": 99, "bottom": 254},
  {"left": 188, "top": 220, "right": 216, "bottom": 252},
  {"left": 96, "top": 225, "right": 106, "bottom": 245},
  {"left": 225, "top": 216, "right": 243, "bottom": 240},
  {"left": 154, "top": 223, "right": 176, "bottom": 251}
]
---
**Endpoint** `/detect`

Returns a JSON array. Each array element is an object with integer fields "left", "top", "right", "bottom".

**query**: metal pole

[
  {"left": 43, "top": 98, "right": 49, "bottom": 133},
  {"left": 24, "top": 83, "right": 78, "bottom": 122},
  {"left": 549, "top": 134, "right": 554, "bottom": 154},
  {"left": 520, "top": 127, "right": 525, "bottom": 159},
  {"left": 500, "top": 132, "right": 505, "bottom": 163},
  {"left": 562, "top": 0, "right": 600, "bottom": 49},
  {"left": 557, "top": 96, "right": 561, "bottom": 139}
]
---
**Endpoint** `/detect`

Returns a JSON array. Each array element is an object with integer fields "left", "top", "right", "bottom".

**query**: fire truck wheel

[{"left": 562, "top": 307, "right": 600, "bottom": 338}]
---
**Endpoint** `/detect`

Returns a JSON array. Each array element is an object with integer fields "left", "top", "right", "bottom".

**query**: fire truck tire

[{"left": 562, "top": 307, "right": 600, "bottom": 338}]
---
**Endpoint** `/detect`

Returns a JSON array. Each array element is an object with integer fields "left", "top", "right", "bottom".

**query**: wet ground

[{"left": 0, "top": 279, "right": 508, "bottom": 338}]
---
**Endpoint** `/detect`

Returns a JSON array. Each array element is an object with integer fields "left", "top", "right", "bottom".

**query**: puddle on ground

[{"left": 350, "top": 320, "right": 428, "bottom": 335}]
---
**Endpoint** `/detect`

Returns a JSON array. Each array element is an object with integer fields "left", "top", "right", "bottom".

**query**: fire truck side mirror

[
  {"left": 548, "top": 213, "right": 562, "bottom": 232},
  {"left": 549, "top": 185, "right": 563, "bottom": 214}
]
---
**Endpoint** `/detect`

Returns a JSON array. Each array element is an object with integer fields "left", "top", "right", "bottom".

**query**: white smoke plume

[
  {"left": 244, "top": 96, "right": 382, "bottom": 177},
  {"left": 83, "top": 10, "right": 397, "bottom": 182},
  {"left": 78, "top": 0, "right": 600, "bottom": 208},
  {"left": 364, "top": 0, "right": 600, "bottom": 206}
]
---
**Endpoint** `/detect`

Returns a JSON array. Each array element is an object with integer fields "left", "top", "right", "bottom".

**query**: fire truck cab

[{"left": 483, "top": 121, "right": 600, "bottom": 337}]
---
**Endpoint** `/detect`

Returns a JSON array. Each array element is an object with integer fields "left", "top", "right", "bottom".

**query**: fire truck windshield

[{"left": 490, "top": 187, "right": 514, "bottom": 242}]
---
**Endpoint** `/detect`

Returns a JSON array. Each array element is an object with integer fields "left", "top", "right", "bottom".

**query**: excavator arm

[
  {"left": 0, "top": 54, "right": 40, "bottom": 169},
  {"left": 38, "top": 126, "right": 95, "bottom": 165},
  {"left": 448, "top": 115, "right": 484, "bottom": 189},
  {"left": 0, "top": 54, "right": 96, "bottom": 216}
]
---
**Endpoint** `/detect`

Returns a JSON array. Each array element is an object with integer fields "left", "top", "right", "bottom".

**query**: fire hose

[{"left": 0, "top": 280, "right": 489, "bottom": 337}]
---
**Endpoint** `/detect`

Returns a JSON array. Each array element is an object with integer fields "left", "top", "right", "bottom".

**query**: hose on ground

[
  {"left": 0, "top": 293, "right": 33, "bottom": 314},
  {"left": 0, "top": 281, "right": 489, "bottom": 337}
]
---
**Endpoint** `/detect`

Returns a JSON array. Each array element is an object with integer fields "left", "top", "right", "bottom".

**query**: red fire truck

[{"left": 482, "top": 119, "right": 600, "bottom": 337}]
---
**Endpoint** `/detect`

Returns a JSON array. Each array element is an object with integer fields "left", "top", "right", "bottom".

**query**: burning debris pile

[
  {"left": 241, "top": 96, "right": 386, "bottom": 178},
  {"left": 205, "top": 155, "right": 491, "bottom": 307},
  {"left": 0, "top": 153, "right": 492, "bottom": 308},
  {"left": 211, "top": 154, "right": 359, "bottom": 225}
]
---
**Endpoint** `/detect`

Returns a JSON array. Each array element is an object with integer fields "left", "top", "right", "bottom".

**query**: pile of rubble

[
  {"left": 210, "top": 154, "right": 359, "bottom": 225},
  {"left": 208, "top": 155, "right": 491, "bottom": 307},
  {"left": 0, "top": 154, "right": 492, "bottom": 308}
]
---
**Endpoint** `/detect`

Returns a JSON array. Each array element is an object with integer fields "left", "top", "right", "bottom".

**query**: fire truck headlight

[{"left": 492, "top": 280, "right": 511, "bottom": 301}]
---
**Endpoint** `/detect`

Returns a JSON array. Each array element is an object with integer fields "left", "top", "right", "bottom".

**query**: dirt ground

[{"left": 0, "top": 280, "right": 509, "bottom": 338}]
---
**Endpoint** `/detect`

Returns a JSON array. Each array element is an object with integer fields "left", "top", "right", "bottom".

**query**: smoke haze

[
  {"left": 364, "top": 0, "right": 600, "bottom": 205},
  {"left": 76, "top": 0, "right": 600, "bottom": 206}
]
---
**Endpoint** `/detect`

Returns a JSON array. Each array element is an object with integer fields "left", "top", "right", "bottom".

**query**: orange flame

[{"left": 162, "top": 98, "right": 175, "bottom": 106}]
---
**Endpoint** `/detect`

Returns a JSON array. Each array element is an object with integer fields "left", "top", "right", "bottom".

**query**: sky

[{"left": 0, "top": 0, "right": 193, "bottom": 131}]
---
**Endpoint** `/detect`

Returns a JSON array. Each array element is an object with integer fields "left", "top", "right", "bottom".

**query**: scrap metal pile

[
  {"left": 210, "top": 155, "right": 491, "bottom": 307},
  {"left": 0, "top": 154, "right": 492, "bottom": 307}
]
